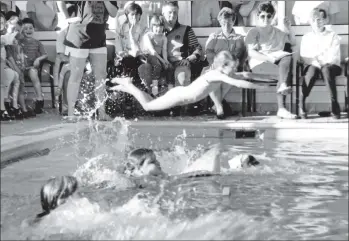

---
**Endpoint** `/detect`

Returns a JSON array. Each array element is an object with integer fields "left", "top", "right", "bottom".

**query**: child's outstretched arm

[
  {"left": 205, "top": 70, "right": 269, "bottom": 89},
  {"left": 233, "top": 72, "right": 278, "bottom": 82}
]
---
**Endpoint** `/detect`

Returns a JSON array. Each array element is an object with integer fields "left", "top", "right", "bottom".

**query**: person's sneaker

[
  {"left": 0, "top": 110, "right": 14, "bottom": 121},
  {"left": 12, "top": 108, "right": 24, "bottom": 120},
  {"left": 23, "top": 109, "right": 36, "bottom": 118},
  {"left": 35, "top": 100, "right": 44, "bottom": 114},
  {"left": 277, "top": 108, "right": 297, "bottom": 119}
]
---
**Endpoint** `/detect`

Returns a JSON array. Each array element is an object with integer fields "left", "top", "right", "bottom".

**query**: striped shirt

[
  {"left": 18, "top": 37, "right": 46, "bottom": 67},
  {"left": 165, "top": 21, "right": 203, "bottom": 62}
]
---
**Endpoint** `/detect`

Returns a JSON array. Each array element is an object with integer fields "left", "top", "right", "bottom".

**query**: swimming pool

[{"left": 1, "top": 120, "right": 348, "bottom": 240}]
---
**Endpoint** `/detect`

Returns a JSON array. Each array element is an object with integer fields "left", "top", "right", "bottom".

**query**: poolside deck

[{"left": 1, "top": 109, "right": 348, "bottom": 167}]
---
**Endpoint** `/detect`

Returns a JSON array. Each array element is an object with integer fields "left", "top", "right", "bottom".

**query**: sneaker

[
  {"left": 11, "top": 108, "right": 24, "bottom": 120},
  {"left": 0, "top": 110, "right": 14, "bottom": 121},
  {"left": 35, "top": 100, "right": 44, "bottom": 114},
  {"left": 277, "top": 108, "right": 297, "bottom": 119},
  {"left": 23, "top": 109, "right": 36, "bottom": 119}
]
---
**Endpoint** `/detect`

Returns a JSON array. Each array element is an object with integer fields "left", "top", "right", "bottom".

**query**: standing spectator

[
  {"left": 57, "top": 1, "right": 118, "bottom": 120},
  {"left": 299, "top": 8, "right": 342, "bottom": 119},
  {"left": 245, "top": 2, "right": 297, "bottom": 119},
  {"left": 192, "top": 0, "right": 220, "bottom": 27},
  {"left": 26, "top": 0, "right": 59, "bottom": 31},
  {"left": 53, "top": 4, "right": 78, "bottom": 115},
  {"left": 1, "top": 13, "right": 21, "bottom": 120},
  {"left": 292, "top": 1, "right": 340, "bottom": 25},
  {"left": 140, "top": 15, "right": 171, "bottom": 95},
  {"left": 5, "top": 11, "right": 21, "bottom": 34},
  {"left": 205, "top": 7, "right": 248, "bottom": 118}
]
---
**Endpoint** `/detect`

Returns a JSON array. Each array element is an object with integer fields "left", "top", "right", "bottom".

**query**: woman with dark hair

[{"left": 245, "top": 1, "right": 297, "bottom": 119}]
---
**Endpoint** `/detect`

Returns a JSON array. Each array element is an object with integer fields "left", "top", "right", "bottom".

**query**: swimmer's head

[
  {"left": 213, "top": 51, "right": 238, "bottom": 75},
  {"left": 228, "top": 154, "right": 260, "bottom": 169},
  {"left": 125, "top": 148, "right": 163, "bottom": 177},
  {"left": 37, "top": 176, "right": 78, "bottom": 218}
]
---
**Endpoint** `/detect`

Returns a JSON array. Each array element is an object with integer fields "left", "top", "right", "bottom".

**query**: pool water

[{"left": 1, "top": 121, "right": 348, "bottom": 240}]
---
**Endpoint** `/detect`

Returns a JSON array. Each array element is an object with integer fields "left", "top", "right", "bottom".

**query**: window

[{"left": 286, "top": 1, "right": 349, "bottom": 26}]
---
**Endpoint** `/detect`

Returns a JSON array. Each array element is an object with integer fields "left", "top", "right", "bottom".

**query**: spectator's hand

[
  {"left": 163, "top": 60, "right": 171, "bottom": 69},
  {"left": 283, "top": 18, "right": 292, "bottom": 33},
  {"left": 33, "top": 59, "right": 41, "bottom": 69},
  {"left": 178, "top": 59, "right": 191, "bottom": 66}
]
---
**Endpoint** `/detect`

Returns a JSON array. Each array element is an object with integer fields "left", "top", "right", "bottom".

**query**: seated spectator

[
  {"left": 1, "top": 13, "right": 21, "bottom": 121},
  {"left": 26, "top": 0, "right": 59, "bottom": 31},
  {"left": 192, "top": 0, "right": 220, "bottom": 27},
  {"left": 292, "top": 1, "right": 340, "bottom": 25},
  {"left": 8, "top": 18, "right": 47, "bottom": 114},
  {"left": 245, "top": 2, "right": 297, "bottom": 119},
  {"left": 299, "top": 8, "right": 342, "bottom": 119},
  {"left": 115, "top": 2, "right": 147, "bottom": 58},
  {"left": 140, "top": 15, "right": 171, "bottom": 95},
  {"left": 118, "top": 1, "right": 163, "bottom": 29},
  {"left": 162, "top": 1, "right": 204, "bottom": 115},
  {"left": 205, "top": 7, "right": 248, "bottom": 119}
]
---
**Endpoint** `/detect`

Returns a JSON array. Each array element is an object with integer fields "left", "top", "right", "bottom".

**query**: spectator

[
  {"left": 162, "top": 1, "right": 204, "bottom": 115},
  {"left": 245, "top": 2, "right": 297, "bottom": 119},
  {"left": 5, "top": 19, "right": 37, "bottom": 118},
  {"left": 115, "top": 2, "right": 147, "bottom": 58},
  {"left": 205, "top": 7, "right": 248, "bottom": 119},
  {"left": 53, "top": 4, "right": 78, "bottom": 115},
  {"left": 299, "top": 8, "right": 342, "bottom": 119},
  {"left": 1, "top": 12, "right": 21, "bottom": 121},
  {"left": 192, "top": 0, "right": 220, "bottom": 27},
  {"left": 292, "top": 1, "right": 340, "bottom": 25},
  {"left": 26, "top": 0, "right": 59, "bottom": 31},
  {"left": 140, "top": 15, "right": 171, "bottom": 95},
  {"left": 162, "top": 1, "right": 203, "bottom": 86},
  {"left": 57, "top": 1, "right": 118, "bottom": 120},
  {"left": 8, "top": 18, "right": 47, "bottom": 114}
]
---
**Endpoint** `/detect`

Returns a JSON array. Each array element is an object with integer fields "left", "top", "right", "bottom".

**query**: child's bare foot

[{"left": 110, "top": 77, "right": 132, "bottom": 85}]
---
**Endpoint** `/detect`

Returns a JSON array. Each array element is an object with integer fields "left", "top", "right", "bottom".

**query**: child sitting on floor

[{"left": 109, "top": 51, "right": 277, "bottom": 112}]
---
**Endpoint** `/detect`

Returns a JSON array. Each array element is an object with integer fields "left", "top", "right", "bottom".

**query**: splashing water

[{"left": 1, "top": 119, "right": 348, "bottom": 240}]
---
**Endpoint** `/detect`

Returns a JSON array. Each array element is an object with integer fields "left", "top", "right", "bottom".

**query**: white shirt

[
  {"left": 292, "top": 1, "right": 340, "bottom": 25},
  {"left": 26, "top": 1, "right": 58, "bottom": 30},
  {"left": 300, "top": 28, "right": 341, "bottom": 67}
]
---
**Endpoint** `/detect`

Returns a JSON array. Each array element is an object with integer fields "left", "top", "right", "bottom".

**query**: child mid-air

[
  {"left": 142, "top": 15, "right": 171, "bottom": 93},
  {"left": 109, "top": 51, "right": 277, "bottom": 112}
]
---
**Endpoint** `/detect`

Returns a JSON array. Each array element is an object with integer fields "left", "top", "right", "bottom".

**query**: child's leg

[
  {"left": 0, "top": 87, "right": 6, "bottom": 110},
  {"left": 113, "top": 79, "right": 186, "bottom": 111},
  {"left": 10, "top": 70, "right": 19, "bottom": 109},
  {"left": 28, "top": 68, "right": 44, "bottom": 101}
]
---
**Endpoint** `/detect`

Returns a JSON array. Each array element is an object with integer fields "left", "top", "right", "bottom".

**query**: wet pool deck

[{"left": 1, "top": 110, "right": 348, "bottom": 166}]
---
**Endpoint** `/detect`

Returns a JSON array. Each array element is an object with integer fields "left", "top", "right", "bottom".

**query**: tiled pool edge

[{"left": 1, "top": 120, "right": 348, "bottom": 166}]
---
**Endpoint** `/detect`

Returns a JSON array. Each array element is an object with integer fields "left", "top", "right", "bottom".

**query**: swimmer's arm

[
  {"left": 205, "top": 70, "right": 268, "bottom": 89},
  {"left": 233, "top": 72, "right": 278, "bottom": 82}
]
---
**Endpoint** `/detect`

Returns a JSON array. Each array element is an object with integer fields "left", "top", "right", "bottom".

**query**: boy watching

[
  {"left": 300, "top": 8, "right": 342, "bottom": 119},
  {"left": 17, "top": 18, "right": 47, "bottom": 114}
]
